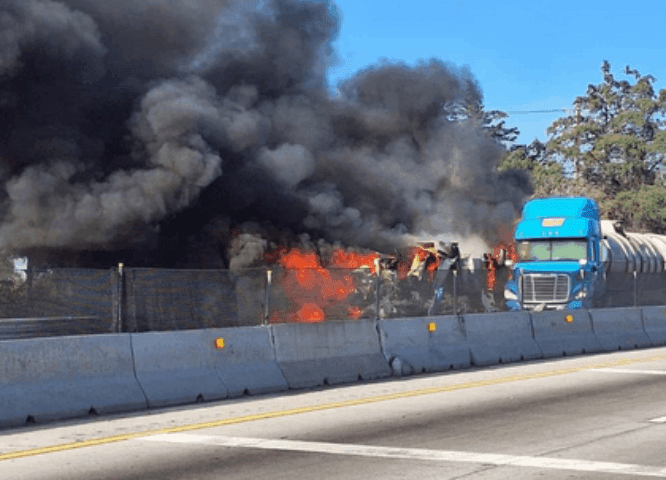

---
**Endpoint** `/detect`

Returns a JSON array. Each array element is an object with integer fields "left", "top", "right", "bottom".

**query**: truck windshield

[{"left": 517, "top": 239, "right": 588, "bottom": 262}]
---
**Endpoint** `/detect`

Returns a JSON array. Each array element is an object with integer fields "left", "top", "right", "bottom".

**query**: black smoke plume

[{"left": 0, "top": 0, "right": 531, "bottom": 268}]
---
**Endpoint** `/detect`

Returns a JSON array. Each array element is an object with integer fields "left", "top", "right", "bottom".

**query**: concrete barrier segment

[
  {"left": 130, "top": 330, "right": 228, "bottom": 408},
  {"left": 271, "top": 318, "right": 391, "bottom": 389},
  {"left": 0, "top": 334, "right": 147, "bottom": 428},
  {"left": 640, "top": 306, "right": 666, "bottom": 346},
  {"left": 589, "top": 307, "right": 652, "bottom": 351},
  {"left": 531, "top": 310, "right": 602, "bottom": 358},
  {"left": 463, "top": 311, "right": 542, "bottom": 366},
  {"left": 377, "top": 316, "right": 470, "bottom": 375},
  {"left": 208, "top": 326, "right": 288, "bottom": 397}
]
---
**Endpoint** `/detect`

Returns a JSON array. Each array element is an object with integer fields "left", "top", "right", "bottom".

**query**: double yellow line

[{"left": 3, "top": 353, "right": 666, "bottom": 462}]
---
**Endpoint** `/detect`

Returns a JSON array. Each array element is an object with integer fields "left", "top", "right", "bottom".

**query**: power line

[{"left": 502, "top": 109, "right": 571, "bottom": 115}]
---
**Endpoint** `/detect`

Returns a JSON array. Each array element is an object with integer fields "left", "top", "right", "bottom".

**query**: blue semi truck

[{"left": 503, "top": 197, "right": 666, "bottom": 311}]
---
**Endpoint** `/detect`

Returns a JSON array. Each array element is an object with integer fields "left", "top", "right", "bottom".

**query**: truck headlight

[
  {"left": 574, "top": 288, "right": 587, "bottom": 299},
  {"left": 504, "top": 288, "right": 518, "bottom": 301}
]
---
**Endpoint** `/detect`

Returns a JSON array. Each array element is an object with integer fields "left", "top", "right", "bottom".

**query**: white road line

[
  {"left": 650, "top": 417, "right": 666, "bottom": 423},
  {"left": 139, "top": 434, "right": 666, "bottom": 477},
  {"left": 588, "top": 369, "right": 666, "bottom": 375}
]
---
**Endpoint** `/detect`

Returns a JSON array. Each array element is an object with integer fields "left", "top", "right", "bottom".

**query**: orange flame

[
  {"left": 328, "top": 250, "right": 379, "bottom": 270},
  {"left": 267, "top": 244, "right": 451, "bottom": 322},
  {"left": 347, "top": 305, "right": 363, "bottom": 319},
  {"left": 267, "top": 248, "right": 379, "bottom": 323},
  {"left": 485, "top": 241, "right": 517, "bottom": 291},
  {"left": 297, "top": 303, "right": 326, "bottom": 323},
  {"left": 399, "top": 245, "right": 441, "bottom": 281}
]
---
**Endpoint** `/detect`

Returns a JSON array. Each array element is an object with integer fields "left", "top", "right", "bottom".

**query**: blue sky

[{"left": 326, "top": 0, "right": 666, "bottom": 145}]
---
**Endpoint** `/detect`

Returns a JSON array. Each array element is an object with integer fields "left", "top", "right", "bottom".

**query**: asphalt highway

[{"left": 2, "top": 347, "right": 666, "bottom": 479}]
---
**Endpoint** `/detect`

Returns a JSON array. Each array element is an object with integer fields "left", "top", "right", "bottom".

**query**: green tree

[
  {"left": 544, "top": 61, "right": 666, "bottom": 229},
  {"left": 500, "top": 61, "right": 666, "bottom": 231},
  {"left": 443, "top": 100, "right": 520, "bottom": 147},
  {"left": 500, "top": 139, "right": 559, "bottom": 194},
  {"left": 610, "top": 184, "right": 666, "bottom": 233},
  {"left": 480, "top": 109, "right": 520, "bottom": 146}
]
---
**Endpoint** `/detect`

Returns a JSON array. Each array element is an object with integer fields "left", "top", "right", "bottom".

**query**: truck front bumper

[{"left": 507, "top": 300, "right": 583, "bottom": 311}]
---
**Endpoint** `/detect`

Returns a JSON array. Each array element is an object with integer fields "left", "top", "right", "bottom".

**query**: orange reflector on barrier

[
  {"left": 214, "top": 338, "right": 225, "bottom": 349},
  {"left": 565, "top": 315, "right": 573, "bottom": 323},
  {"left": 427, "top": 322, "right": 436, "bottom": 333}
]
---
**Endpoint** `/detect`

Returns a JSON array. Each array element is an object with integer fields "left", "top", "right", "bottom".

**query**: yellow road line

[{"left": 2, "top": 353, "right": 666, "bottom": 462}]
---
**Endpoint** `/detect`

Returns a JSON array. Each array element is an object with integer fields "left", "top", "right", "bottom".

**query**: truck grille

[{"left": 522, "top": 274, "right": 570, "bottom": 302}]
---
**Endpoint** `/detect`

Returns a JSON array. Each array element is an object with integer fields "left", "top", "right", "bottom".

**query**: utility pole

[{"left": 574, "top": 102, "right": 582, "bottom": 181}]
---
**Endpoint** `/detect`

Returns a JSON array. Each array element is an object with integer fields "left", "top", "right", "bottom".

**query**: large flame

[
  {"left": 485, "top": 241, "right": 517, "bottom": 291},
  {"left": 266, "top": 244, "right": 453, "bottom": 322},
  {"left": 404, "top": 244, "right": 442, "bottom": 281},
  {"left": 267, "top": 247, "right": 379, "bottom": 323}
]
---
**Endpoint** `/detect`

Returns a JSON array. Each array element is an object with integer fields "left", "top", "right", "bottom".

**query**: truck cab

[{"left": 504, "top": 197, "right": 607, "bottom": 311}]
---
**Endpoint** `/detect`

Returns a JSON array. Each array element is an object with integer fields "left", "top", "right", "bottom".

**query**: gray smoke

[{"left": 0, "top": 0, "right": 531, "bottom": 267}]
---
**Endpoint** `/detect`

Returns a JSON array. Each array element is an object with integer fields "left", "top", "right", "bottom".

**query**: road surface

[{"left": 2, "top": 347, "right": 666, "bottom": 479}]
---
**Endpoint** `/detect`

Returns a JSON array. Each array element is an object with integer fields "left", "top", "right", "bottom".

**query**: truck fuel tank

[{"left": 600, "top": 220, "right": 666, "bottom": 274}]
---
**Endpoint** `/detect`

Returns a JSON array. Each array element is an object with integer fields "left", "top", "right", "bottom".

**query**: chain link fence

[
  {"left": 266, "top": 266, "right": 378, "bottom": 323},
  {"left": 597, "top": 272, "right": 666, "bottom": 308},
  {"left": 0, "top": 268, "right": 118, "bottom": 339},
  {"left": 1, "top": 264, "right": 666, "bottom": 338},
  {"left": 124, "top": 268, "right": 265, "bottom": 331}
]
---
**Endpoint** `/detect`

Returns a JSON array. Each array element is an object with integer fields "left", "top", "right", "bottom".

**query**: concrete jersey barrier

[
  {"left": 463, "top": 311, "right": 542, "bottom": 366},
  {"left": 130, "top": 330, "right": 228, "bottom": 408},
  {"left": 7, "top": 303, "right": 666, "bottom": 429},
  {"left": 209, "top": 326, "right": 288, "bottom": 397},
  {"left": 640, "top": 306, "right": 666, "bottom": 346},
  {"left": 589, "top": 307, "right": 652, "bottom": 351},
  {"left": 377, "top": 316, "right": 470, "bottom": 374},
  {"left": 531, "top": 310, "right": 602, "bottom": 357},
  {"left": 271, "top": 318, "right": 391, "bottom": 389},
  {"left": 0, "top": 334, "right": 147, "bottom": 428}
]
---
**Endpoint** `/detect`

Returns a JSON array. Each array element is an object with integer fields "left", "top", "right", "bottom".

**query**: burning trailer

[{"left": 263, "top": 240, "right": 501, "bottom": 323}]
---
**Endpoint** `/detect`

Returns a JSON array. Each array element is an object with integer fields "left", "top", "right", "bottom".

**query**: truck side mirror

[
  {"left": 579, "top": 258, "right": 587, "bottom": 279},
  {"left": 600, "top": 244, "right": 609, "bottom": 263}
]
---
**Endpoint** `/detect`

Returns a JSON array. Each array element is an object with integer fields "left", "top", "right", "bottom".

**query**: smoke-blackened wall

[{"left": 0, "top": 0, "right": 531, "bottom": 268}]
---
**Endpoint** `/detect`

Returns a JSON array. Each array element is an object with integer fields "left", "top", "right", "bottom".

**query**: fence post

[
  {"left": 113, "top": 263, "right": 123, "bottom": 333},
  {"left": 374, "top": 258, "right": 381, "bottom": 321},
  {"left": 633, "top": 270, "right": 637, "bottom": 307},
  {"left": 453, "top": 269, "right": 458, "bottom": 315},
  {"left": 263, "top": 269, "right": 272, "bottom": 325}
]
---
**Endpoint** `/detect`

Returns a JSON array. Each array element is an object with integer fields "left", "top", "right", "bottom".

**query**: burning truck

[{"left": 264, "top": 239, "right": 501, "bottom": 323}]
